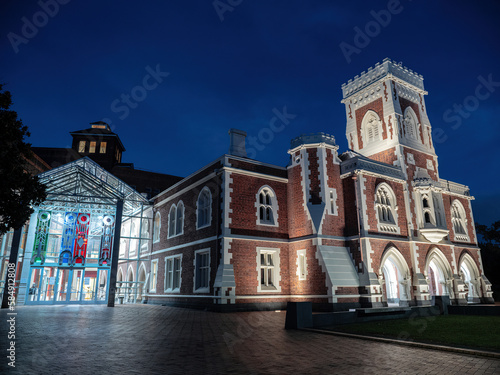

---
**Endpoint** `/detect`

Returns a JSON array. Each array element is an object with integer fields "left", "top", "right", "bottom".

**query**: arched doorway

[
  {"left": 425, "top": 249, "right": 453, "bottom": 299},
  {"left": 459, "top": 253, "right": 481, "bottom": 303},
  {"left": 379, "top": 248, "right": 412, "bottom": 306},
  {"left": 127, "top": 267, "right": 134, "bottom": 302},
  {"left": 137, "top": 264, "right": 147, "bottom": 303}
]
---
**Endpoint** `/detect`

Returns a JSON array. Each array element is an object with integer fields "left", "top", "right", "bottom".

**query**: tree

[
  {"left": 0, "top": 84, "right": 46, "bottom": 235},
  {"left": 476, "top": 220, "right": 500, "bottom": 301}
]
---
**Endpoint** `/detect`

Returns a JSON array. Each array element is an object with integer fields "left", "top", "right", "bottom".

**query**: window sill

[
  {"left": 257, "top": 222, "right": 278, "bottom": 227},
  {"left": 164, "top": 288, "right": 180, "bottom": 293},
  {"left": 194, "top": 287, "right": 210, "bottom": 294},
  {"left": 196, "top": 223, "right": 211, "bottom": 230},
  {"left": 259, "top": 285, "right": 277, "bottom": 292}
]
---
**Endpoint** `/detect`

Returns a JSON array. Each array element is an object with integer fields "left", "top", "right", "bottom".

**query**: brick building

[
  {"left": 144, "top": 58, "right": 493, "bottom": 311},
  {"left": 2, "top": 58, "right": 494, "bottom": 310}
]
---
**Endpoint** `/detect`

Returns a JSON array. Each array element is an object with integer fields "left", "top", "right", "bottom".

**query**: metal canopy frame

[{"left": 37, "top": 157, "right": 150, "bottom": 214}]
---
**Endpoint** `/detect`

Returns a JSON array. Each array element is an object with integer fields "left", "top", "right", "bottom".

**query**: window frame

[
  {"left": 99, "top": 141, "right": 107, "bottom": 154},
  {"left": 256, "top": 247, "right": 281, "bottom": 292},
  {"left": 451, "top": 200, "right": 469, "bottom": 242},
  {"left": 193, "top": 249, "right": 210, "bottom": 293},
  {"left": 150, "top": 259, "right": 158, "bottom": 293},
  {"left": 78, "top": 140, "right": 86, "bottom": 153},
  {"left": 374, "top": 183, "right": 400, "bottom": 234},
  {"left": 297, "top": 249, "right": 307, "bottom": 280},
  {"left": 196, "top": 187, "right": 212, "bottom": 230},
  {"left": 255, "top": 186, "right": 279, "bottom": 227},
  {"left": 89, "top": 141, "right": 96, "bottom": 153},
  {"left": 153, "top": 212, "right": 161, "bottom": 243},
  {"left": 164, "top": 254, "right": 182, "bottom": 293}
]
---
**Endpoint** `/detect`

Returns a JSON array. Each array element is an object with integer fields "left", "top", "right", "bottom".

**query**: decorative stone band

[{"left": 340, "top": 156, "right": 405, "bottom": 181}]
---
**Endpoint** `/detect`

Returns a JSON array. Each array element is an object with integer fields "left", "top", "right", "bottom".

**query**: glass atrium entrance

[{"left": 16, "top": 158, "right": 150, "bottom": 306}]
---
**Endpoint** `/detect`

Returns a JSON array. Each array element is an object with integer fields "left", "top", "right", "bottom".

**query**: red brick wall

[
  {"left": 322, "top": 149, "right": 345, "bottom": 237},
  {"left": 229, "top": 239, "right": 290, "bottom": 296},
  {"left": 363, "top": 175, "right": 408, "bottom": 237},
  {"left": 228, "top": 158, "right": 287, "bottom": 178},
  {"left": 368, "top": 147, "right": 397, "bottom": 165},
  {"left": 287, "top": 163, "right": 313, "bottom": 238},
  {"left": 288, "top": 241, "right": 328, "bottom": 296},
  {"left": 153, "top": 176, "right": 220, "bottom": 250},
  {"left": 342, "top": 177, "right": 358, "bottom": 237},
  {"left": 229, "top": 174, "right": 288, "bottom": 238}
]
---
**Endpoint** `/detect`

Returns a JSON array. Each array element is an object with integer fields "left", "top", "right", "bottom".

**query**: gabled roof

[{"left": 38, "top": 157, "right": 149, "bottom": 215}]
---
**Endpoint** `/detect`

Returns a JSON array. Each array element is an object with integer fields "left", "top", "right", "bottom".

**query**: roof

[{"left": 70, "top": 125, "right": 126, "bottom": 151}]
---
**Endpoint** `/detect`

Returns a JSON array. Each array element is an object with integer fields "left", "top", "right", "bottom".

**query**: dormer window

[
  {"left": 89, "top": 141, "right": 96, "bottom": 153},
  {"left": 100, "top": 142, "right": 107, "bottom": 154}
]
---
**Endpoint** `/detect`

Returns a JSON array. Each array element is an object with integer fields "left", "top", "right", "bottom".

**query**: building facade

[
  {"left": 145, "top": 59, "right": 493, "bottom": 311},
  {"left": 1, "top": 58, "right": 494, "bottom": 311}
]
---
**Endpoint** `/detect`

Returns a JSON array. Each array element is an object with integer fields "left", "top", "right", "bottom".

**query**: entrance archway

[
  {"left": 137, "top": 264, "right": 147, "bottom": 302},
  {"left": 459, "top": 253, "right": 481, "bottom": 303},
  {"left": 379, "top": 248, "right": 412, "bottom": 306},
  {"left": 425, "top": 248, "right": 453, "bottom": 298}
]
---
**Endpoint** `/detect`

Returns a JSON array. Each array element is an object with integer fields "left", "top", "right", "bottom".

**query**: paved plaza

[{"left": 1, "top": 304, "right": 499, "bottom": 374}]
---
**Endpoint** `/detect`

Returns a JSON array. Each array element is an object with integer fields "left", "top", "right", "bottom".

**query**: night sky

[{"left": 2, "top": 1, "right": 500, "bottom": 225}]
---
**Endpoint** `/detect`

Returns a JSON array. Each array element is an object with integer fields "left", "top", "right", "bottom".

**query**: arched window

[
  {"left": 256, "top": 186, "right": 278, "bottom": 226},
  {"left": 176, "top": 201, "right": 184, "bottom": 235},
  {"left": 403, "top": 107, "right": 418, "bottom": 140},
  {"left": 197, "top": 187, "right": 212, "bottom": 229},
  {"left": 375, "top": 183, "right": 398, "bottom": 233},
  {"left": 153, "top": 212, "right": 161, "bottom": 242},
  {"left": 451, "top": 200, "right": 468, "bottom": 241},
  {"left": 362, "top": 111, "right": 382, "bottom": 145},
  {"left": 168, "top": 204, "right": 176, "bottom": 238}
]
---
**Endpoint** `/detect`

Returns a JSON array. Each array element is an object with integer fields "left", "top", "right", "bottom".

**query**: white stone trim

[
  {"left": 222, "top": 167, "right": 288, "bottom": 183},
  {"left": 150, "top": 259, "right": 158, "bottom": 293},
  {"left": 374, "top": 182, "right": 401, "bottom": 235}
]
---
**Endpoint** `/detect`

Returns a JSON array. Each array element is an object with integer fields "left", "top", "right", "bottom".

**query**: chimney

[{"left": 228, "top": 129, "right": 247, "bottom": 157}]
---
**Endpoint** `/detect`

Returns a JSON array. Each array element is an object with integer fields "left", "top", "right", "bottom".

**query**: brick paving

[{"left": 0, "top": 304, "right": 499, "bottom": 374}]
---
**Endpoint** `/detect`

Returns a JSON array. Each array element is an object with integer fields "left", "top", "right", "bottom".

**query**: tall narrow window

[
  {"left": 297, "top": 250, "right": 307, "bottom": 280},
  {"left": 260, "top": 252, "right": 274, "bottom": 288},
  {"left": 168, "top": 205, "right": 176, "bottom": 238},
  {"left": 165, "top": 255, "right": 181, "bottom": 292},
  {"left": 99, "top": 141, "right": 107, "bottom": 153},
  {"left": 89, "top": 141, "right": 96, "bottom": 153},
  {"left": 257, "top": 187, "right": 278, "bottom": 226},
  {"left": 195, "top": 250, "right": 210, "bottom": 291},
  {"left": 404, "top": 107, "right": 419, "bottom": 140},
  {"left": 78, "top": 141, "right": 86, "bottom": 153},
  {"left": 197, "top": 187, "right": 212, "bottom": 229},
  {"left": 176, "top": 202, "right": 184, "bottom": 235},
  {"left": 153, "top": 212, "right": 161, "bottom": 242},
  {"left": 150, "top": 259, "right": 158, "bottom": 292}
]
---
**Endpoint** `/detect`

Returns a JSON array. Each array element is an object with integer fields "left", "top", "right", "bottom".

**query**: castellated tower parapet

[{"left": 341, "top": 58, "right": 435, "bottom": 173}]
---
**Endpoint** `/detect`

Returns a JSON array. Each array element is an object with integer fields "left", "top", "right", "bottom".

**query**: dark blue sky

[{"left": 2, "top": 0, "right": 500, "bottom": 225}]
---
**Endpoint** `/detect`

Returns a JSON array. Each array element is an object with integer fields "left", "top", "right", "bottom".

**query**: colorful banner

[
  {"left": 73, "top": 213, "right": 90, "bottom": 265},
  {"left": 31, "top": 211, "right": 51, "bottom": 264},
  {"left": 99, "top": 215, "right": 114, "bottom": 266},
  {"left": 59, "top": 212, "right": 77, "bottom": 265}
]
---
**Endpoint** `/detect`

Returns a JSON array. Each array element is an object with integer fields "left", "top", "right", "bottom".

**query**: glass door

[
  {"left": 70, "top": 269, "right": 83, "bottom": 302},
  {"left": 55, "top": 268, "right": 71, "bottom": 302},
  {"left": 82, "top": 268, "right": 98, "bottom": 302}
]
